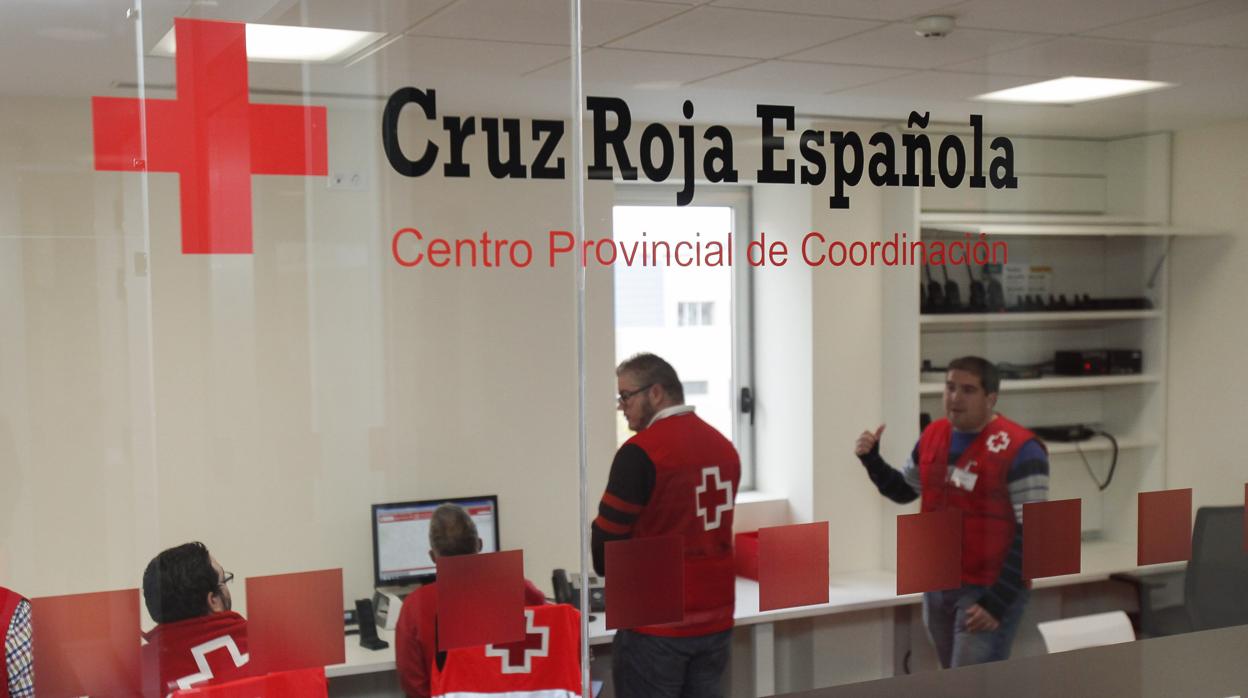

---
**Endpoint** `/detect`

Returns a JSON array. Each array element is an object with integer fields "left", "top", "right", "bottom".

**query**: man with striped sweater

[
  {"left": 592, "top": 353, "right": 740, "bottom": 698},
  {"left": 855, "top": 356, "right": 1048, "bottom": 667}
]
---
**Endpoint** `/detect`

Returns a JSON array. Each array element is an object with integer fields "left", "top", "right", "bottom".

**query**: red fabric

[
  {"left": 397, "top": 579, "right": 546, "bottom": 698},
  {"left": 626, "top": 411, "right": 741, "bottom": 637},
  {"left": 142, "top": 611, "right": 251, "bottom": 696},
  {"left": 0, "top": 587, "right": 22, "bottom": 698},
  {"left": 171, "top": 667, "right": 326, "bottom": 697},
  {"left": 431, "top": 604, "right": 580, "bottom": 697},
  {"left": 604, "top": 536, "right": 684, "bottom": 630},
  {"left": 918, "top": 415, "right": 1036, "bottom": 586}
]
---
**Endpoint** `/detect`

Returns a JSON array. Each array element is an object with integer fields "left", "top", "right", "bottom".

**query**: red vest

[
  {"left": 918, "top": 415, "right": 1037, "bottom": 586},
  {"left": 431, "top": 604, "right": 580, "bottom": 698},
  {"left": 0, "top": 587, "right": 24, "bottom": 698},
  {"left": 141, "top": 611, "right": 251, "bottom": 697},
  {"left": 628, "top": 411, "right": 740, "bottom": 637}
]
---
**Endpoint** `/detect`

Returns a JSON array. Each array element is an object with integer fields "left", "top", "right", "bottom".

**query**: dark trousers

[{"left": 612, "top": 628, "right": 732, "bottom": 698}]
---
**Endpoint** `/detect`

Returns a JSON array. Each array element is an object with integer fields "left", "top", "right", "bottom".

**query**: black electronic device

[
  {"left": 923, "top": 266, "right": 944, "bottom": 313},
  {"left": 1032, "top": 425, "right": 1119, "bottom": 491},
  {"left": 1107, "top": 349, "right": 1143, "bottom": 375},
  {"left": 372, "top": 495, "right": 501, "bottom": 588},
  {"left": 1055, "top": 350, "right": 1142, "bottom": 376},
  {"left": 355, "top": 598, "right": 389, "bottom": 650},
  {"left": 940, "top": 265, "right": 961, "bottom": 311},
  {"left": 553, "top": 568, "right": 605, "bottom": 614},
  {"left": 1055, "top": 350, "right": 1109, "bottom": 376},
  {"left": 966, "top": 264, "right": 987, "bottom": 312},
  {"left": 984, "top": 265, "right": 1005, "bottom": 311}
]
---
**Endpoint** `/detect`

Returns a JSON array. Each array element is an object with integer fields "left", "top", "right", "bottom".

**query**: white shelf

[
  {"left": 919, "top": 374, "right": 1160, "bottom": 395},
  {"left": 920, "top": 310, "right": 1160, "bottom": 331},
  {"left": 1043, "top": 434, "right": 1159, "bottom": 455},
  {"left": 918, "top": 213, "right": 1221, "bottom": 237}
]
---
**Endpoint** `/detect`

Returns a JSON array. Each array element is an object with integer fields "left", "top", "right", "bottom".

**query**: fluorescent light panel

[
  {"left": 975, "top": 76, "right": 1173, "bottom": 105},
  {"left": 152, "top": 23, "right": 384, "bottom": 63}
]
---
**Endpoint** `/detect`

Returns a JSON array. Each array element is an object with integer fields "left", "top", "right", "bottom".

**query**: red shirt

[
  {"left": 396, "top": 579, "right": 547, "bottom": 698},
  {"left": 141, "top": 611, "right": 250, "bottom": 696}
]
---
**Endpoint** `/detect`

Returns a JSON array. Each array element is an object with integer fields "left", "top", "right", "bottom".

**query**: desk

[{"left": 328, "top": 540, "right": 1183, "bottom": 696}]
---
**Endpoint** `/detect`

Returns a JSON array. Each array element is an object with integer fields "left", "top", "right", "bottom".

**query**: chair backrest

[
  {"left": 1037, "top": 610, "right": 1135, "bottom": 653},
  {"left": 1185, "top": 505, "right": 1248, "bottom": 631},
  {"left": 171, "top": 667, "right": 327, "bottom": 697},
  {"left": 432, "top": 603, "right": 581, "bottom": 698}
]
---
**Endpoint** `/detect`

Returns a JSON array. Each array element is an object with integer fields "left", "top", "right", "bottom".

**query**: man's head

[
  {"left": 142, "top": 542, "right": 232, "bottom": 624},
  {"left": 616, "top": 353, "right": 683, "bottom": 433},
  {"left": 943, "top": 356, "right": 1000, "bottom": 432},
  {"left": 428, "top": 503, "right": 483, "bottom": 563}
]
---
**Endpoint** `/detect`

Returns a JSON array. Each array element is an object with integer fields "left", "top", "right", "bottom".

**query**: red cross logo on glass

[
  {"left": 91, "top": 18, "right": 328, "bottom": 254},
  {"left": 695, "top": 466, "right": 733, "bottom": 531},
  {"left": 483, "top": 608, "right": 549, "bottom": 674}
]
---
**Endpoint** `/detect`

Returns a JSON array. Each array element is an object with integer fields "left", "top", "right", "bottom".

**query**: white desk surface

[{"left": 327, "top": 540, "right": 1184, "bottom": 678}]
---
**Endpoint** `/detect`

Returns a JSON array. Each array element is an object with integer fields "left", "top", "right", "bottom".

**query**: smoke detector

[{"left": 914, "top": 15, "right": 955, "bottom": 38}]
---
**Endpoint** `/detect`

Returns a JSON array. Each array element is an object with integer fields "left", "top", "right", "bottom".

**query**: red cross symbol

[
  {"left": 484, "top": 609, "right": 549, "bottom": 674},
  {"left": 91, "top": 18, "right": 327, "bottom": 254},
  {"left": 695, "top": 466, "right": 733, "bottom": 531}
]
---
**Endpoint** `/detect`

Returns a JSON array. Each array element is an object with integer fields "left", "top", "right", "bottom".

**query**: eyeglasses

[
  {"left": 617, "top": 384, "right": 653, "bottom": 406},
  {"left": 218, "top": 571, "right": 234, "bottom": 587}
]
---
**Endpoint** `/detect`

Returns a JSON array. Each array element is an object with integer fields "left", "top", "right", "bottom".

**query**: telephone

[{"left": 552, "top": 568, "right": 605, "bottom": 613}]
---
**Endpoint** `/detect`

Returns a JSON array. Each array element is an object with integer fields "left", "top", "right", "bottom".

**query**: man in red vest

[
  {"left": 396, "top": 503, "right": 548, "bottom": 698},
  {"left": 1, "top": 585, "right": 34, "bottom": 697},
  {"left": 592, "top": 353, "right": 741, "bottom": 698},
  {"left": 854, "top": 356, "right": 1049, "bottom": 667},
  {"left": 140, "top": 542, "right": 251, "bottom": 695}
]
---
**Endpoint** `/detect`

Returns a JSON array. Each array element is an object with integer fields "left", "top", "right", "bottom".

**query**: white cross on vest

[{"left": 695, "top": 466, "right": 733, "bottom": 531}]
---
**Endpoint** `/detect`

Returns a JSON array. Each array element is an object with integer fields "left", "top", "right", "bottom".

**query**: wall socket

[{"left": 328, "top": 171, "right": 366, "bottom": 190}]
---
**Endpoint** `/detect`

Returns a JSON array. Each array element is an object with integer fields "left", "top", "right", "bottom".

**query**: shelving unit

[{"left": 879, "top": 130, "right": 1221, "bottom": 561}]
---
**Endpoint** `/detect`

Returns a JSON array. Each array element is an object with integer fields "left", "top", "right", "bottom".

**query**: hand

[
  {"left": 964, "top": 603, "right": 1000, "bottom": 633},
  {"left": 854, "top": 424, "right": 886, "bottom": 457}
]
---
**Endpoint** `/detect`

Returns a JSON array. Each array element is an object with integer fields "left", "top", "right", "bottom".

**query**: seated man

[
  {"left": 396, "top": 503, "right": 546, "bottom": 698},
  {"left": 141, "top": 542, "right": 250, "bottom": 695},
  {"left": 1, "top": 585, "right": 34, "bottom": 697}
]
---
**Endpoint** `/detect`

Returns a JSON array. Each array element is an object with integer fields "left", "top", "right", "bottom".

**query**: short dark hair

[
  {"left": 948, "top": 356, "right": 1000, "bottom": 394},
  {"left": 142, "top": 542, "right": 220, "bottom": 624},
  {"left": 616, "top": 352, "right": 684, "bottom": 403},
  {"left": 429, "top": 503, "right": 479, "bottom": 558}
]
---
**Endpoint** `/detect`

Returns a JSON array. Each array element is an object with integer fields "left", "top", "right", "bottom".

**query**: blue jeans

[
  {"left": 923, "top": 585, "right": 1029, "bottom": 668},
  {"left": 611, "top": 628, "right": 732, "bottom": 698}
]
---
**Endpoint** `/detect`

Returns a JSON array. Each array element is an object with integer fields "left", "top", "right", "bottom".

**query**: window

[
  {"left": 677, "top": 301, "right": 714, "bottom": 327},
  {"left": 613, "top": 186, "right": 754, "bottom": 489}
]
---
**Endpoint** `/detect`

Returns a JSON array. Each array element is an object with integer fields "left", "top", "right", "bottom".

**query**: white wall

[{"left": 1169, "top": 119, "right": 1248, "bottom": 508}]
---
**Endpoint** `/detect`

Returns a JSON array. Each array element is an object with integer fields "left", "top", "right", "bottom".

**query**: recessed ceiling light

[
  {"left": 151, "top": 23, "right": 384, "bottom": 64},
  {"left": 975, "top": 76, "right": 1173, "bottom": 105}
]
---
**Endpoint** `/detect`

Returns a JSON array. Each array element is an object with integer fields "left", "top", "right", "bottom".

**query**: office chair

[{"left": 1115, "top": 505, "right": 1248, "bottom": 637}]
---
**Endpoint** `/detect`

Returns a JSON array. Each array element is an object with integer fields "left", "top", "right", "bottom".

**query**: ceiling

[{"left": 4, "top": 0, "right": 1248, "bottom": 137}]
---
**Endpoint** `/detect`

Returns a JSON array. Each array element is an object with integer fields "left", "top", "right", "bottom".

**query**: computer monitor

[{"left": 371, "top": 495, "right": 500, "bottom": 588}]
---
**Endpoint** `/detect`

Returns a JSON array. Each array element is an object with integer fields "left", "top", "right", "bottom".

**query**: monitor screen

[{"left": 371, "top": 495, "right": 500, "bottom": 587}]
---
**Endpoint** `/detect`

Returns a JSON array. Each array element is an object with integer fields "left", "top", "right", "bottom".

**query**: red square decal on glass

[
  {"left": 605, "top": 535, "right": 684, "bottom": 630},
  {"left": 1023, "top": 499, "right": 1082, "bottom": 580},
  {"left": 437, "top": 550, "right": 527, "bottom": 651},
  {"left": 246, "top": 568, "right": 345, "bottom": 675},
  {"left": 758, "top": 522, "right": 829, "bottom": 611},
  {"left": 1138, "top": 488, "right": 1192, "bottom": 565},
  {"left": 896, "top": 510, "right": 962, "bottom": 595},
  {"left": 32, "top": 588, "right": 141, "bottom": 697}
]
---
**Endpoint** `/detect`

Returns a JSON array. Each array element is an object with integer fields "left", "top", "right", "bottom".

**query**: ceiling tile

[
  {"left": 410, "top": 0, "right": 689, "bottom": 47},
  {"left": 708, "top": 0, "right": 961, "bottom": 22},
  {"left": 829, "top": 69, "right": 1037, "bottom": 101},
  {"left": 946, "top": 36, "right": 1204, "bottom": 79},
  {"left": 787, "top": 23, "right": 1046, "bottom": 69},
  {"left": 607, "top": 6, "right": 881, "bottom": 59},
  {"left": 1085, "top": 0, "right": 1248, "bottom": 48},
  {"left": 391, "top": 36, "right": 569, "bottom": 77},
  {"left": 529, "top": 48, "right": 756, "bottom": 87},
  {"left": 694, "top": 60, "right": 912, "bottom": 93},
  {"left": 950, "top": 0, "right": 1210, "bottom": 36}
]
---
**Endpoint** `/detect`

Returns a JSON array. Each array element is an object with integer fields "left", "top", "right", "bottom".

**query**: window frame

[{"left": 611, "top": 184, "right": 756, "bottom": 490}]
